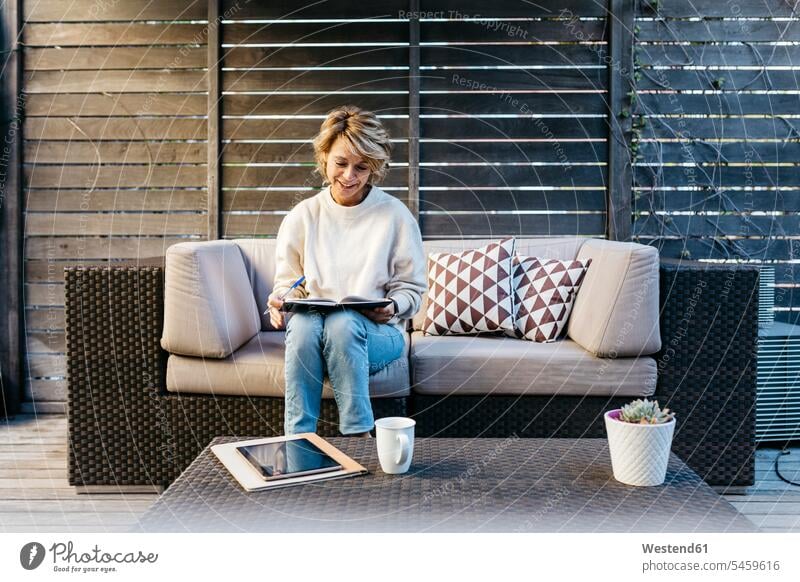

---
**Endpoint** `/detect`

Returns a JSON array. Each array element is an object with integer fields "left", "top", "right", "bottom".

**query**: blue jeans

[{"left": 284, "top": 310, "right": 405, "bottom": 435}]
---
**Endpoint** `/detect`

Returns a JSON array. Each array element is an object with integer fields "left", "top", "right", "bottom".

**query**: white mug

[{"left": 375, "top": 417, "right": 415, "bottom": 474}]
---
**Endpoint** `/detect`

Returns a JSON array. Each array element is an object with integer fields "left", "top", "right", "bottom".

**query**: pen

[{"left": 264, "top": 275, "right": 305, "bottom": 315}]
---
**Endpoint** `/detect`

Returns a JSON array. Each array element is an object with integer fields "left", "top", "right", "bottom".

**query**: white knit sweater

[{"left": 271, "top": 185, "right": 427, "bottom": 329}]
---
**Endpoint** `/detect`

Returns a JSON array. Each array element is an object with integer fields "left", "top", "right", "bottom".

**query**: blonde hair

[{"left": 312, "top": 105, "right": 392, "bottom": 184}]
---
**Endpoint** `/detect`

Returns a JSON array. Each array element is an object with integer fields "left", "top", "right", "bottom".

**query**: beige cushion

[
  {"left": 410, "top": 331, "right": 656, "bottom": 397},
  {"left": 161, "top": 240, "right": 260, "bottom": 358},
  {"left": 412, "top": 237, "right": 586, "bottom": 330},
  {"left": 568, "top": 239, "right": 661, "bottom": 357},
  {"left": 234, "top": 238, "right": 278, "bottom": 331},
  {"left": 166, "top": 331, "right": 411, "bottom": 398}
]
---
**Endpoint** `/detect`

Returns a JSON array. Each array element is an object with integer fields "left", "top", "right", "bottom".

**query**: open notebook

[
  {"left": 212, "top": 433, "right": 368, "bottom": 492},
  {"left": 282, "top": 296, "right": 391, "bottom": 313}
]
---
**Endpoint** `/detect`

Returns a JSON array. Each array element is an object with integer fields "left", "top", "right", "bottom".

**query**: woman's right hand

[{"left": 267, "top": 295, "right": 285, "bottom": 329}]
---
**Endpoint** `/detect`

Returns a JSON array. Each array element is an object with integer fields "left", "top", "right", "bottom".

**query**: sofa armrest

[
  {"left": 656, "top": 259, "right": 758, "bottom": 486},
  {"left": 161, "top": 240, "right": 260, "bottom": 358},
  {"left": 65, "top": 266, "right": 176, "bottom": 487}
]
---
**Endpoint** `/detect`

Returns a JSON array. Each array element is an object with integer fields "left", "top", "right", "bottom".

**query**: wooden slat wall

[
  {"left": 632, "top": 0, "right": 799, "bottom": 320},
  {"left": 21, "top": 0, "right": 208, "bottom": 410},
  {"left": 417, "top": 0, "right": 608, "bottom": 238}
]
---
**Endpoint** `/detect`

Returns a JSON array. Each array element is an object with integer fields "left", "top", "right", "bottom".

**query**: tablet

[{"left": 236, "top": 438, "right": 343, "bottom": 482}]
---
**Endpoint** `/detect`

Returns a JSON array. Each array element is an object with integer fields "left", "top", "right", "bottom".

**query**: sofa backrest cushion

[
  {"left": 567, "top": 239, "right": 661, "bottom": 357},
  {"left": 234, "top": 238, "right": 279, "bottom": 331},
  {"left": 161, "top": 240, "right": 260, "bottom": 358},
  {"left": 412, "top": 237, "right": 585, "bottom": 331}
]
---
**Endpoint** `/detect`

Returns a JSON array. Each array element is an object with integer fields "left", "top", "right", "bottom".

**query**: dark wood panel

[
  {"left": 220, "top": 1, "right": 408, "bottom": 20},
  {"left": 25, "top": 165, "right": 207, "bottom": 188},
  {"left": 222, "top": 213, "right": 294, "bottom": 237},
  {"left": 638, "top": 44, "right": 800, "bottom": 67},
  {"left": 223, "top": 45, "right": 408, "bottom": 68},
  {"left": 422, "top": 45, "right": 609, "bottom": 67},
  {"left": 25, "top": 70, "right": 207, "bottom": 93},
  {"left": 223, "top": 117, "right": 407, "bottom": 140},
  {"left": 223, "top": 22, "right": 407, "bottom": 44},
  {"left": 221, "top": 142, "right": 409, "bottom": 163},
  {"left": 638, "top": 141, "right": 800, "bottom": 165},
  {"left": 222, "top": 190, "right": 316, "bottom": 211},
  {"left": 420, "top": 140, "right": 607, "bottom": 163},
  {"left": 418, "top": 0, "right": 607, "bottom": 17},
  {"left": 421, "top": 19, "right": 606, "bottom": 42},
  {"left": 632, "top": 189, "right": 800, "bottom": 212},
  {"left": 638, "top": 20, "right": 800, "bottom": 42},
  {"left": 420, "top": 117, "right": 607, "bottom": 139},
  {"left": 24, "top": 237, "right": 189, "bottom": 259},
  {"left": 222, "top": 70, "right": 409, "bottom": 92},
  {"left": 223, "top": 93, "right": 409, "bottom": 116},
  {"left": 420, "top": 212, "right": 606, "bottom": 237},
  {"left": 636, "top": 70, "right": 800, "bottom": 91},
  {"left": 773, "top": 288, "right": 800, "bottom": 308},
  {"left": 635, "top": 237, "right": 800, "bottom": 260},
  {"left": 25, "top": 142, "right": 207, "bottom": 164},
  {"left": 24, "top": 47, "right": 207, "bottom": 70},
  {"left": 648, "top": 0, "right": 800, "bottom": 17},
  {"left": 25, "top": 118, "right": 207, "bottom": 140},
  {"left": 24, "top": 213, "right": 206, "bottom": 236},
  {"left": 24, "top": 0, "right": 206, "bottom": 22},
  {"left": 422, "top": 68, "right": 606, "bottom": 91},
  {"left": 638, "top": 93, "right": 800, "bottom": 116},
  {"left": 633, "top": 214, "right": 800, "bottom": 237},
  {"left": 421, "top": 92, "right": 607, "bottom": 115},
  {"left": 644, "top": 117, "right": 800, "bottom": 139},
  {"left": 420, "top": 164, "right": 606, "bottom": 187},
  {"left": 635, "top": 166, "right": 800, "bottom": 188},
  {"left": 25, "top": 308, "right": 64, "bottom": 330},
  {"left": 26, "top": 190, "right": 207, "bottom": 211},
  {"left": 23, "top": 23, "right": 209, "bottom": 46},
  {"left": 222, "top": 165, "right": 407, "bottom": 188},
  {"left": 25, "top": 94, "right": 208, "bottom": 116},
  {"left": 420, "top": 189, "right": 606, "bottom": 211}
]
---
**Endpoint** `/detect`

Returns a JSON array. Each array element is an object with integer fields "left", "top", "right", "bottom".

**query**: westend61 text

[{"left": 642, "top": 543, "right": 708, "bottom": 554}]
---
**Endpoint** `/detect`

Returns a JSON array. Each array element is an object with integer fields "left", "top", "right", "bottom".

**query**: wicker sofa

[{"left": 65, "top": 238, "right": 758, "bottom": 489}]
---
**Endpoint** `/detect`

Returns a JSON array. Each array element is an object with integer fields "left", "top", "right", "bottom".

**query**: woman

[{"left": 267, "top": 106, "right": 427, "bottom": 437}]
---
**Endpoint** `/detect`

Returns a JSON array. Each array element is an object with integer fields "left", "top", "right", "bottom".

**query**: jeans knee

[
  {"left": 323, "top": 311, "right": 366, "bottom": 346},
  {"left": 286, "top": 312, "right": 323, "bottom": 351}
]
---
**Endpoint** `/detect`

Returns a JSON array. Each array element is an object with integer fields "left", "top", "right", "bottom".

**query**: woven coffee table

[{"left": 136, "top": 437, "right": 756, "bottom": 533}]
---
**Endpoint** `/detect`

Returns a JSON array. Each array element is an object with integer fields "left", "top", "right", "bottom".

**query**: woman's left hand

[{"left": 360, "top": 303, "right": 395, "bottom": 324}]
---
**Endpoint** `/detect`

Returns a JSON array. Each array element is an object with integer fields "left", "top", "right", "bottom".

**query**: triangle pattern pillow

[
  {"left": 422, "top": 238, "right": 515, "bottom": 335},
  {"left": 508, "top": 255, "right": 592, "bottom": 342}
]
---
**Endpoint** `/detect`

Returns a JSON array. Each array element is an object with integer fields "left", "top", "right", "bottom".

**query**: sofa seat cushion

[
  {"left": 166, "top": 331, "right": 411, "bottom": 399},
  {"left": 410, "top": 331, "right": 656, "bottom": 397}
]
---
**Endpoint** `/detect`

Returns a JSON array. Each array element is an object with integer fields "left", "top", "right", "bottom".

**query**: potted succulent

[{"left": 604, "top": 399, "right": 676, "bottom": 486}]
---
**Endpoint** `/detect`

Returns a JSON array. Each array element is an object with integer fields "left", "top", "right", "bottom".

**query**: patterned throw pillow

[
  {"left": 508, "top": 256, "right": 592, "bottom": 342},
  {"left": 422, "top": 238, "right": 516, "bottom": 335}
]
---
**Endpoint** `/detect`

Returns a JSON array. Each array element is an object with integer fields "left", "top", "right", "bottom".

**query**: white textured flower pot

[{"left": 604, "top": 410, "right": 676, "bottom": 487}]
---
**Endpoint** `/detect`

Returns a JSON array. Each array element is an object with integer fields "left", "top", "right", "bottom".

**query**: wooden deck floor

[{"left": 2, "top": 414, "right": 800, "bottom": 533}]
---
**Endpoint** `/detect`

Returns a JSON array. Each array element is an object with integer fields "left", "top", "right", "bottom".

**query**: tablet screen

[{"left": 236, "top": 439, "right": 342, "bottom": 481}]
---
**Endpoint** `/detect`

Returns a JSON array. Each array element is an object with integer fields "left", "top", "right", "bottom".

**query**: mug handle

[{"left": 395, "top": 433, "right": 410, "bottom": 466}]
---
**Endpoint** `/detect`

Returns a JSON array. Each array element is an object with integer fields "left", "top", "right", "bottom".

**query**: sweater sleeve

[
  {"left": 386, "top": 210, "right": 428, "bottom": 321},
  {"left": 271, "top": 207, "right": 309, "bottom": 302}
]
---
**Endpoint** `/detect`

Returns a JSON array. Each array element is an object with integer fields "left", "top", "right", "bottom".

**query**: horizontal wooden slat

[
  {"left": 421, "top": 117, "right": 607, "bottom": 139},
  {"left": 25, "top": 70, "right": 207, "bottom": 93},
  {"left": 26, "top": 165, "right": 206, "bottom": 188},
  {"left": 643, "top": 117, "right": 800, "bottom": 139},
  {"left": 223, "top": 93, "right": 410, "bottom": 116},
  {"left": 421, "top": 164, "right": 607, "bottom": 187},
  {"left": 422, "top": 68, "right": 606, "bottom": 91},
  {"left": 420, "top": 190, "right": 607, "bottom": 211},
  {"left": 222, "top": 191, "right": 315, "bottom": 211},
  {"left": 221, "top": 0, "right": 412, "bottom": 19},
  {"left": 24, "top": 0, "right": 206, "bottom": 22},
  {"left": 421, "top": 93, "right": 607, "bottom": 115},
  {"left": 26, "top": 142, "right": 207, "bottom": 163},
  {"left": 634, "top": 214, "right": 800, "bottom": 237},
  {"left": 422, "top": 45, "right": 608, "bottom": 68},
  {"left": 222, "top": 165, "right": 406, "bottom": 188},
  {"left": 222, "top": 142, "right": 410, "bottom": 163},
  {"left": 224, "top": 22, "right": 407, "bottom": 44},
  {"left": 19, "top": 402, "right": 66, "bottom": 415},
  {"left": 26, "top": 354, "right": 66, "bottom": 377},
  {"left": 25, "top": 94, "right": 208, "bottom": 116},
  {"left": 635, "top": 166, "right": 800, "bottom": 188},
  {"left": 24, "top": 379, "right": 66, "bottom": 402},
  {"left": 25, "top": 118, "right": 207, "bottom": 140},
  {"left": 635, "top": 237, "right": 800, "bottom": 260},
  {"left": 421, "top": 19, "right": 606, "bottom": 42},
  {"left": 26, "top": 190, "right": 207, "bottom": 211},
  {"left": 223, "top": 46, "right": 408, "bottom": 68},
  {"left": 638, "top": 20, "right": 800, "bottom": 42},
  {"left": 25, "top": 212, "right": 206, "bottom": 236},
  {"left": 24, "top": 23, "right": 209, "bottom": 46},
  {"left": 638, "top": 44, "right": 800, "bottom": 68},
  {"left": 24, "top": 283, "right": 64, "bottom": 306},
  {"left": 648, "top": 0, "right": 800, "bottom": 17},
  {"left": 636, "top": 70, "right": 800, "bottom": 91},
  {"left": 637, "top": 93, "right": 800, "bottom": 116},
  {"left": 26, "top": 332, "right": 65, "bottom": 355},
  {"left": 25, "top": 308, "right": 65, "bottom": 329},
  {"left": 221, "top": 213, "right": 285, "bottom": 236},
  {"left": 632, "top": 189, "right": 800, "bottom": 212},
  {"left": 421, "top": 141, "right": 607, "bottom": 163},
  {"left": 25, "top": 47, "right": 207, "bottom": 70},
  {"left": 222, "top": 70, "right": 409, "bottom": 92},
  {"left": 24, "top": 237, "right": 188, "bottom": 259},
  {"left": 223, "top": 117, "right": 407, "bottom": 140},
  {"left": 420, "top": 212, "right": 606, "bottom": 237},
  {"left": 638, "top": 141, "right": 800, "bottom": 165}
]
